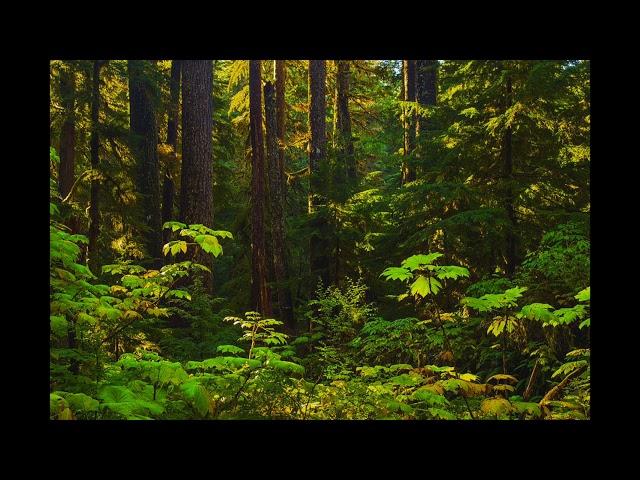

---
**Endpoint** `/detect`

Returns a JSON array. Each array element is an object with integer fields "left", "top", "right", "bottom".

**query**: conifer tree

[
  {"left": 249, "top": 60, "right": 272, "bottom": 315},
  {"left": 180, "top": 60, "right": 214, "bottom": 288}
]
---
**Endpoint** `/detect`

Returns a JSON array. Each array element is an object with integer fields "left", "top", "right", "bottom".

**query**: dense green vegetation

[{"left": 50, "top": 59, "right": 589, "bottom": 420}]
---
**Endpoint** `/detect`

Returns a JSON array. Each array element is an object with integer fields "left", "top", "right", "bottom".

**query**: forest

[{"left": 49, "top": 59, "right": 590, "bottom": 420}]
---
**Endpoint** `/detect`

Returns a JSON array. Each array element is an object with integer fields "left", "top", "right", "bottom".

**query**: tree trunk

[
  {"left": 58, "top": 64, "right": 76, "bottom": 200},
  {"left": 249, "top": 60, "right": 272, "bottom": 315},
  {"left": 265, "top": 81, "right": 294, "bottom": 330},
  {"left": 333, "top": 60, "right": 355, "bottom": 182},
  {"left": 402, "top": 60, "right": 416, "bottom": 184},
  {"left": 275, "top": 60, "right": 287, "bottom": 182},
  {"left": 163, "top": 60, "right": 180, "bottom": 246},
  {"left": 129, "top": 60, "right": 162, "bottom": 269},
  {"left": 502, "top": 70, "right": 517, "bottom": 278},
  {"left": 415, "top": 60, "right": 437, "bottom": 174},
  {"left": 87, "top": 60, "right": 104, "bottom": 275},
  {"left": 308, "top": 60, "right": 329, "bottom": 287},
  {"left": 180, "top": 60, "right": 214, "bottom": 289},
  {"left": 58, "top": 62, "right": 79, "bottom": 236}
]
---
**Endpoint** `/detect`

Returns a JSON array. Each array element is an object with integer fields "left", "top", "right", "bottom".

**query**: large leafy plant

[{"left": 380, "top": 252, "right": 470, "bottom": 363}]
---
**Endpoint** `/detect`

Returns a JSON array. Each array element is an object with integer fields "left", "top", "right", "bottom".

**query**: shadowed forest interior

[{"left": 49, "top": 59, "right": 590, "bottom": 420}]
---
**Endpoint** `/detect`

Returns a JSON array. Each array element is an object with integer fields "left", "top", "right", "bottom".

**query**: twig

[{"left": 523, "top": 358, "right": 540, "bottom": 401}]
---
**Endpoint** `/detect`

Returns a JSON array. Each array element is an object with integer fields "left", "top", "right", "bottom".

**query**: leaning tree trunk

[
  {"left": 265, "top": 80, "right": 294, "bottom": 330},
  {"left": 249, "top": 60, "right": 272, "bottom": 316},
  {"left": 163, "top": 60, "right": 181, "bottom": 246},
  {"left": 333, "top": 60, "right": 355, "bottom": 182},
  {"left": 415, "top": 60, "right": 437, "bottom": 174},
  {"left": 308, "top": 60, "right": 329, "bottom": 287},
  {"left": 87, "top": 60, "right": 105, "bottom": 275},
  {"left": 180, "top": 60, "right": 214, "bottom": 290},
  {"left": 401, "top": 60, "right": 416, "bottom": 184},
  {"left": 129, "top": 60, "right": 162, "bottom": 269},
  {"left": 502, "top": 69, "right": 517, "bottom": 278}
]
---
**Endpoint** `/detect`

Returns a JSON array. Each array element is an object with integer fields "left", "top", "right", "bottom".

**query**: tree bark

[
  {"left": 129, "top": 60, "right": 162, "bottom": 269},
  {"left": 502, "top": 70, "right": 517, "bottom": 278},
  {"left": 265, "top": 81, "right": 294, "bottom": 330},
  {"left": 87, "top": 60, "right": 105, "bottom": 275},
  {"left": 308, "top": 60, "right": 329, "bottom": 287},
  {"left": 180, "top": 60, "right": 214, "bottom": 289},
  {"left": 401, "top": 60, "right": 416, "bottom": 184},
  {"left": 163, "top": 60, "right": 180, "bottom": 245},
  {"left": 249, "top": 60, "right": 272, "bottom": 315},
  {"left": 61, "top": 61, "right": 80, "bottom": 378},
  {"left": 275, "top": 60, "right": 287, "bottom": 182},
  {"left": 58, "top": 62, "right": 79, "bottom": 236},
  {"left": 415, "top": 60, "right": 437, "bottom": 173},
  {"left": 58, "top": 63, "right": 76, "bottom": 200},
  {"left": 333, "top": 60, "right": 355, "bottom": 181}
]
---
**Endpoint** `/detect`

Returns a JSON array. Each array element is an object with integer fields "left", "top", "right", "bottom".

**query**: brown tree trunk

[
  {"left": 58, "top": 62, "right": 79, "bottom": 236},
  {"left": 87, "top": 60, "right": 105, "bottom": 275},
  {"left": 401, "top": 60, "right": 416, "bottom": 184},
  {"left": 333, "top": 60, "right": 355, "bottom": 182},
  {"left": 129, "top": 60, "right": 162, "bottom": 269},
  {"left": 264, "top": 81, "right": 294, "bottom": 330},
  {"left": 502, "top": 70, "right": 517, "bottom": 278},
  {"left": 58, "top": 64, "right": 76, "bottom": 200},
  {"left": 308, "top": 60, "right": 329, "bottom": 287},
  {"left": 163, "top": 60, "right": 180, "bottom": 246},
  {"left": 58, "top": 62, "right": 80, "bottom": 374},
  {"left": 180, "top": 60, "right": 214, "bottom": 290},
  {"left": 415, "top": 60, "right": 437, "bottom": 174},
  {"left": 275, "top": 60, "right": 286, "bottom": 181},
  {"left": 249, "top": 60, "right": 272, "bottom": 315}
]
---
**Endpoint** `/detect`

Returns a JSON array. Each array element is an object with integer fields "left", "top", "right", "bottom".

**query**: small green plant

[
  {"left": 223, "top": 311, "right": 289, "bottom": 359},
  {"left": 461, "top": 286, "right": 528, "bottom": 375},
  {"left": 381, "top": 252, "right": 470, "bottom": 362}
]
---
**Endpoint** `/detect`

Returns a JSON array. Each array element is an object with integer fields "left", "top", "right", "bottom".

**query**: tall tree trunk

[
  {"left": 275, "top": 60, "right": 286, "bottom": 179},
  {"left": 265, "top": 81, "right": 294, "bottom": 330},
  {"left": 61, "top": 62, "right": 79, "bottom": 375},
  {"left": 333, "top": 60, "right": 355, "bottom": 182},
  {"left": 249, "top": 60, "right": 272, "bottom": 316},
  {"left": 58, "top": 64, "right": 76, "bottom": 200},
  {"left": 308, "top": 60, "right": 329, "bottom": 287},
  {"left": 87, "top": 60, "right": 104, "bottom": 275},
  {"left": 58, "top": 62, "right": 79, "bottom": 236},
  {"left": 180, "top": 60, "right": 214, "bottom": 290},
  {"left": 415, "top": 60, "right": 437, "bottom": 174},
  {"left": 502, "top": 71, "right": 517, "bottom": 278},
  {"left": 401, "top": 60, "right": 416, "bottom": 184},
  {"left": 129, "top": 60, "right": 162, "bottom": 269},
  {"left": 163, "top": 60, "right": 181, "bottom": 245}
]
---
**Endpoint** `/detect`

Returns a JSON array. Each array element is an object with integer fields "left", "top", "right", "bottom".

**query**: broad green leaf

[
  {"left": 163, "top": 221, "right": 187, "bottom": 232},
  {"left": 181, "top": 381, "right": 210, "bottom": 416},
  {"left": 435, "top": 265, "right": 470, "bottom": 280},
  {"left": 401, "top": 253, "right": 443, "bottom": 271},
  {"left": 268, "top": 359, "right": 305, "bottom": 376},
  {"left": 410, "top": 276, "right": 441, "bottom": 297},
  {"left": 216, "top": 344, "right": 245, "bottom": 355},
  {"left": 412, "top": 388, "right": 449, "bottom": 407},
  {"left": 519, "top": 303, "right": 556, "bottom": 323},
  {"left": 66, "top": 393, "right": 99, "bottom": 412},
  {"left": 380, "top": 266, "right": 412, "bottom": 282},
  {"left": 196, "top": 235, "right": 223, "bottom": 257},
  {"left": 575, "top": 286, "right": 590, "bottom": 302}
]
